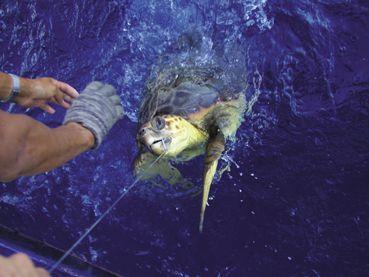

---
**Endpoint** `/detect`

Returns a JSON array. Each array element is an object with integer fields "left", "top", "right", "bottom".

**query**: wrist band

[
  {"left": 1, "top": 74, "right": 20, "bottom": 103},
  {"left": 9, "top": 74, "right": 20, "bottom": 102}
]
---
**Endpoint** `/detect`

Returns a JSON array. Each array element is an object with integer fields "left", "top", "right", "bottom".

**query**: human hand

[
  {"left": 63, "top": 81, "right": 124, "bottom": 148},
  {"left": 0, "top": 253, "right": 49, "bottom": 277},
  {"left": 14, "top": 77, "right": 79, "bottom": 114}
]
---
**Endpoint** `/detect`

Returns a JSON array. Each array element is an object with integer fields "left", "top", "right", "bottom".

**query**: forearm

[
  {"left": 0, "top": 114, "right": 94, "bottom": 182},
  {"left": 0, "top": 72, "right": 39, "bottom": 100},
  {"left": 18, "top": 122, "right": 94, "bottom": 176},
  {"left": 0, "top": 72, "right": 12, "bottom": 100}
]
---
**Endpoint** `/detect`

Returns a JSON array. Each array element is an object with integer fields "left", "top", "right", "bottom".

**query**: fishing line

[{"left": 49, "top": 151, "right": 166, "bottom": 273}]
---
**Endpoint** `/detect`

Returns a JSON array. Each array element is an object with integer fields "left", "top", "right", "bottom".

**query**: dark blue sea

[{"left": 1, "top": 0, "right": 369, "bottom": 276}]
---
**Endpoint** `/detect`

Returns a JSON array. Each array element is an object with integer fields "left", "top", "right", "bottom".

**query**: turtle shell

[{"left": 138, "top": 66, "right": 240, "bottom": 126}]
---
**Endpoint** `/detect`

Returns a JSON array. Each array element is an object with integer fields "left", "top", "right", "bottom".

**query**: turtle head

[{"left": 137, "top": 115, "right": 204, "bottom": 157}]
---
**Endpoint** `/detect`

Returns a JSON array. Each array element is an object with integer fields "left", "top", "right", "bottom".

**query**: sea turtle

[{"left": 134, "top": 65, "right": 246, "bottom": 232}]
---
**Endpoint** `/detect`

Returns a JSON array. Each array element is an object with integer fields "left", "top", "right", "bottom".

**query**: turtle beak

[
  {"left": 138, "top": 126, "right": 148, "bottom": 139},
  {"left": 137, "top": 126, "right": 172, "bottom": 155},
  {"left": 137, "top": 122, "right": 154, "bottom": 144},
  {"left": 137, "top": 127, "right": 151, "bottom": 148}
]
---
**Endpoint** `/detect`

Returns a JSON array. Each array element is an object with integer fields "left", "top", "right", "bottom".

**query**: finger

[
  {"left": 40, "top": 104, "right": 55, "bottom": 114},
  {"left": 63, "top": 94, "right": 72, "bottom": 103},
  {"left": 99, "top": 84, "right": 116, "bottom": 96},
  {"left": 10, "top": 253, "right": 37, "bottom": 277},
  {"left": 36, "top": 267, "right": 51, "bottom": 277},
  {"left": 61, "top": 100, "right": 71, "bottom": 108},
  {"left": 110, "top": 95, "right": 121, "bottom": 105},
  {"left": 116, "top": 105, "right": 124, "bottom": 119},
  {"left": 85, "top": 81, "right": 104, "bottom": 91},
  {"left": 54, "top": 91, "right": 70, "bottom": 109},
  {"left": 55, "top": 80, "right": 79, "bottom": 98}
]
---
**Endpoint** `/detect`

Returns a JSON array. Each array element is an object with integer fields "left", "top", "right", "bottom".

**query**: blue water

[{"left": 1, "top": 0, "right": 369, "bottom": 276}]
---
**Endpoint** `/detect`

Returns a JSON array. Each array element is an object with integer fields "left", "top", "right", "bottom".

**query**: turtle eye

[{"left": 154, "top": 116, "right": 165, "bottom": 130}]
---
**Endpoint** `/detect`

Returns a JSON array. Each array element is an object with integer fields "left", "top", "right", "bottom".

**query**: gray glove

[{"left": 63, "top": 81, "right": 124, "bottom": 148}]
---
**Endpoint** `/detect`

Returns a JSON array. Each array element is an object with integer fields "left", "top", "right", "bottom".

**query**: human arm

[
  {"left": 0, "top": 109, "right": 94, "bottom": 182},
  {"left": 0, "top": 72, "right": 79, "bottom": 113},
  {"left": 0, "top": 253, "right": 49, "bottom": 277},
  {"left": 0, "top": 81, "right": 123, "bottom": 182}
]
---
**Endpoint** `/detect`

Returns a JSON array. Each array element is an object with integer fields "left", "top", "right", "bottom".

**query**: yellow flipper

[
  {"left": 199, "top": 158, "right": 219, "bottom": 233},
  {"left": 199, "top": 132, "right": 225, "bottom": 233},
  {"left": 134, "top": 151, "right": 186, "bottom": 185}
]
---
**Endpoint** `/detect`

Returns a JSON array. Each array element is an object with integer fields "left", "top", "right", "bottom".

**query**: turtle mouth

[
  {"left": 152, "top": 139, "right": 162, "bottom": 144},
  {"left": 149, "top": 137, "right": 172, "bottom": 153}
]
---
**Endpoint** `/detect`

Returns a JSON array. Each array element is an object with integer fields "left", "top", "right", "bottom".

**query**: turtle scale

[
  {"left": 156, "top": 82, "right": 220, "bottom": 119},
  {"left": 139, "top": 66, "right": 241, "bottom": 130}
]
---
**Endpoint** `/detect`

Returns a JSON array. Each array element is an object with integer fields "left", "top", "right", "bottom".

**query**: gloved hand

[{"left": 63, "top": 81, "right": 124, "bottom": 148}]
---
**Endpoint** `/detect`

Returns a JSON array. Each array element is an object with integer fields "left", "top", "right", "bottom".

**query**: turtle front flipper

[
  {"left": 199, "top": 132, "right": 225, "bottom": 233},
  {"left": 134, "top": 151, "right": 190, "bottom": 187}
]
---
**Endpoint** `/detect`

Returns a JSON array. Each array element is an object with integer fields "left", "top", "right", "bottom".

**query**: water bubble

[
  {"left": 89, "top": 247, "right": 99, "bottom": 262},
  {"left": 246, "top": 19, "right": 255, "bottom": 27},
  {"left": 289, "top": 208, "right": 297, "bottom": 216}
]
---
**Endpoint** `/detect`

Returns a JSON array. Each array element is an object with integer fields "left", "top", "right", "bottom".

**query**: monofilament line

[{"left": 49, "top": 152, "right": 166, "bottom": 273}]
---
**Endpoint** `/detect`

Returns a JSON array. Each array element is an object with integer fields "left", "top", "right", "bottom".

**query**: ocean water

[{"left": 1, "top": 0, "right": 369, "bottom": 276}]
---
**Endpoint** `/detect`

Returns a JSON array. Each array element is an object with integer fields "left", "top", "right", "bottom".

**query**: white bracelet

[
  {"left": 1, "top": 74, "right": 21, "bottom": 103},
  {"left": 9, "top": 74, "right": 20, "bottom": 101}
]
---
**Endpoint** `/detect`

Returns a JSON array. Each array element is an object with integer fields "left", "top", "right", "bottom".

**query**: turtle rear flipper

[{"left": 199, "top": 132, "right": 225, "bottom": 233}]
